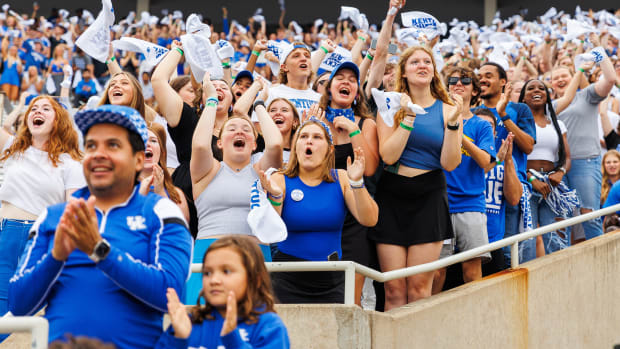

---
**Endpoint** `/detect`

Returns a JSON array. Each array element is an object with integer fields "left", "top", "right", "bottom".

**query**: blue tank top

[
  {"left": 279, "top": 172, "right": 347, "bottom": 261},
  {"left": 399, "top": 99, "right": 445, "bottom": 170}
]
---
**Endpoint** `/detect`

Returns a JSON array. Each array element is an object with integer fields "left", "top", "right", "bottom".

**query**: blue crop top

[
  {"left": 279, "top": 172, "right": 347, "bottom": 261},
  {"left": 398, "top": 99, "right": 445, "bottom": 170}
]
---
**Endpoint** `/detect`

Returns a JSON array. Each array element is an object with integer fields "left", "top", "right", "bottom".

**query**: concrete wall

[
  {"left": 276, "top": 230, "right": 620, "bottom": 348},
  {"left": 4, "top": 231, "right": 620, "bottom": 348}
]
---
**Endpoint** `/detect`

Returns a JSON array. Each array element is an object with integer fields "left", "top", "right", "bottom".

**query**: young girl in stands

[{"left": 156, "top": 236, "right": 290, "bottom": 349}]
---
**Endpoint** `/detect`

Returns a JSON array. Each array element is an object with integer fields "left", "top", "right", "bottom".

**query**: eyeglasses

[{"left": 448, "top": 76, "right": 473, "bottom": 85}]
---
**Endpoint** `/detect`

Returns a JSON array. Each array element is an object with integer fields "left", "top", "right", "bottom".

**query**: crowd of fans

[{"left": 0, "top": 0, "right": 619, "bottom": 347}]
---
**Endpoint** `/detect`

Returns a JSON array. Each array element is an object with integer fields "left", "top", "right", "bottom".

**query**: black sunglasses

[{"left": 448, "top": 76, "right": 473, "bottom": 85}]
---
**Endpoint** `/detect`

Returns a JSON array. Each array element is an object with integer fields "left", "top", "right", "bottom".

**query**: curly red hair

[{"left": 0, "top": 96, "right": 82, "bottom": 166}]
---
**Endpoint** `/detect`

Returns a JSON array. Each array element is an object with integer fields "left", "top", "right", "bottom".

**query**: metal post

[
  {"left": 0, "top": 317, "right": 49, "bottom": 349},
  {"left": 511, "top": 242, "right": 519, "bottom": 269},
  {"left": 343, "top": 262, "right": 355, "bottom": 305},
  {"left": 483, "top": 0, "right": 497, "bottom": 26},
  {"left": 136, "top": 0, "right": 150, "bottom": 14}
]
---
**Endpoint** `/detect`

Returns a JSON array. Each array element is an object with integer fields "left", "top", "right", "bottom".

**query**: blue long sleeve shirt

[
  {"left": 9, "top": 186, "right": 193, "bottom": 349},
  {"left": 155, "top": 308, "right": 290, "bottom": 349}
]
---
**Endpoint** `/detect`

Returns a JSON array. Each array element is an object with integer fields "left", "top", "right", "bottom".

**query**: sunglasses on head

[{"left": 448, "top": 76, "right": 472, "bottom": 85}]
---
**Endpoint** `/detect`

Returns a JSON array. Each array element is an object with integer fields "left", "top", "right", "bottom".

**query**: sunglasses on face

[{"left": 448, "top": 76, "right": 472, "bottom": 85}]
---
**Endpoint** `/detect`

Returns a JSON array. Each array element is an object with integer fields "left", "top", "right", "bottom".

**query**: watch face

[{"left": 95, "top": 240, "right": 110, "bottom": 258}]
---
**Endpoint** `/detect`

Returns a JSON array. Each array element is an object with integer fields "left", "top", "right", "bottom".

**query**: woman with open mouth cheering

[
  {"left": 184, "top": 74, "right": 282, "bottom": 305},
  {"left": 316, "top": 61, "right": 380, "bottom": 305},
  {"left": 0, "top": 96, "right": 84, "bottom": 323},
  {"left": 260, "top": 117, "right": 378, "bottom": 304}
]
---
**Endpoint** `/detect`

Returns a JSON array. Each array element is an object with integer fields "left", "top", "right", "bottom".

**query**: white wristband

[
  {"left": 349, "top": 177, "right": 364, "bottom": 187},
  {"left": 60, "top": 79, "right": 71, "bottom": 89}
]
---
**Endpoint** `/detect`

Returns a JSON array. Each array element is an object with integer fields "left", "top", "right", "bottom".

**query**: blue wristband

[{"left": 501, "top": 114, "right": 510, "bottom": 122}]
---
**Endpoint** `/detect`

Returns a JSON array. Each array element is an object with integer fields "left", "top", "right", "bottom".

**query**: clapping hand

[
  {"left": 346, "top": 147, "right": 366, "bottom": 183},
  {"left": 166, "top": 288, "right": 192, "bottom": 339}
]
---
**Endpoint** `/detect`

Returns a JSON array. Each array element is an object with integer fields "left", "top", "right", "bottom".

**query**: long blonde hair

[
  {"left": 602, "top": 149, "right": 620, "bottom": 204},
  {"left": 393, "top": 46, "right": 452, "bottom": 127}
]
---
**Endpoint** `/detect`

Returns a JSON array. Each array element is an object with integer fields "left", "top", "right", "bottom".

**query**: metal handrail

[
  {"left": 191, "top": 203, "right": 620, "bottom": 305},
  {"left": 0, "top": 316, "right": 49, "bottom": 349}
]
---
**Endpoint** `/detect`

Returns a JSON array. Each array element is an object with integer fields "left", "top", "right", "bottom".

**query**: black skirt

[
  {"left": 271, "top": 251, "right": 344, "bottom": 304},
  {"left": 368, "top": 169, "right": 454, "bottom": 246}
]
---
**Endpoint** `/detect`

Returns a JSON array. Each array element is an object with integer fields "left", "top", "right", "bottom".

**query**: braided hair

[{"left": 518, "top": 79, "right": 566, "bottom": 171}]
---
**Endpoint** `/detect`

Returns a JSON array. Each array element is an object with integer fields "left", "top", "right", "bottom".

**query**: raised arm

[
  {"left": 190, "top": 76, "right": 219, "bottom": 187},
  {"left": 311, "top": 39, "right": 336, "bottom": 75},
  {"left": 497, "top": 84, "right": 535, "bottom": 154},
  {"left": 339, "top": 148, "right": 378, "bottom": 227},
  {"left": 555, "top": 61, "right": 593, "bottom": 114},
  {"left": 151, "top": 40, "right": 185, "bottom": 127},
  {"left": 255, "top": 83, "right": 283, "bottom": 171},
  {"left": 232, "top": 79, "right": 263, "bottom": 116},
  {"left": 365, "top": 0, "right": 403, "bottom": 97},
  {"left": 440, "top": 96, "right": 464, "bottom": 172},
  {"left": 245, "top": 39, "right": 267, "bottom": 73},
  {"left": 376, "top": 93, "right": 416, "bottom": 165},
  {"left": 500, "top": 134, "right": 522, "bottom": 206},
  {"left": 350, "top": 30, "right": 369, "bottom": 65}
]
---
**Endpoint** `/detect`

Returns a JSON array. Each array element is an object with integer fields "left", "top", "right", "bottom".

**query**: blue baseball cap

[
  {"left": 74, "top": 105, "right": 149, "bottom": 148},
  {"left": 233, "top": 70, "right": 254, "bottom": 86},
  {"left": 328, "top": 61, "right": 360, "bottom": 85}
]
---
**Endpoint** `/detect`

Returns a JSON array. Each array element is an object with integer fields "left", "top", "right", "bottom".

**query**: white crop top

[
  {"left": 528, "top": 120, "right": 567, "bottom": 163},
  {"left": 0, "top": 137, "right": 86, "bottom": 215}
]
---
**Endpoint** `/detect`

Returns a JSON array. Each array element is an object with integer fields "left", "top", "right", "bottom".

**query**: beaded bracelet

[{"left": 268, "top": 192, "right": 283, "bottom": 200}]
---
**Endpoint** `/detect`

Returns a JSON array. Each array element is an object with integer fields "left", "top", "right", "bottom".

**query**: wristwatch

[
  {"left": 559, "top": 166, "right": 567, "bottom": 174},
  {"left": 89, "top": 239, "right": 111, "bottom": 263}
]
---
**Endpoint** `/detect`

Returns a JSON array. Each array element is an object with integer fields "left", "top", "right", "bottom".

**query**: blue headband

[{"left": 299, "top": 116, "right": 333, "bottom": 144}]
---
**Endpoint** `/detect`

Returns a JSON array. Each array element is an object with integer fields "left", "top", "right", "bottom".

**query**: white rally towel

[
  {"left": 565, "top": 19, "right": 596, "bottom": 40},
  {"left": 45, "top": 75, "right": 57, "bottom": 95},
  {"left": 319, "top": 46, "right": 353, "bottom": 72},
  {"left": 75, "top": 0, "right": 115, "bottom": 63},
  {"left": 339, "top": 6, "right": 369, "bottom": 31},
  {"left": 247, "top": 172, "right": 288, "bottom": 244},
  {"left": 371, "top": 88, "right": 427, "bottom": 127},
  {"left": 400, "top": 11, "right": 446, "bottom": 40},
  {"left": 112, "top": 37, "right": 169, "bottom": 70},
  {"left": 180, "top": 14, "right": 223, "bottom": 81},
  {"left": 214, "top": 39, "right": 235, "bottom": 60},
  {"left": 266, "top": 40, "right": 288, "bottom": 75}
]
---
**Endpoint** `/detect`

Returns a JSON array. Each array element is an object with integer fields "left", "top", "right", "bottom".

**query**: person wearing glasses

[{"left": 432, "top": 67, "right": 496, "bottom": 293}]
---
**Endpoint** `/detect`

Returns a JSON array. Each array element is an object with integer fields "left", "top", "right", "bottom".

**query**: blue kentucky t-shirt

[
  {"left": 478, "top": 102, "right": 536, "bottom": 184},
  {"left": 445, "top": 114, "right": 496, "bottom": 213}
]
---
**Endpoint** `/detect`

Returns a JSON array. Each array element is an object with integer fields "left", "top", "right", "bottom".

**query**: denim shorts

[{"left": 0, "top": 218, "right": 34, "bottom": 316}]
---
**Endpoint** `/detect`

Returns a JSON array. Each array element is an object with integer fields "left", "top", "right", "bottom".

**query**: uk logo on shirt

[{"left": 127, "top": 216, "right": 147, "bottom": 230}]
